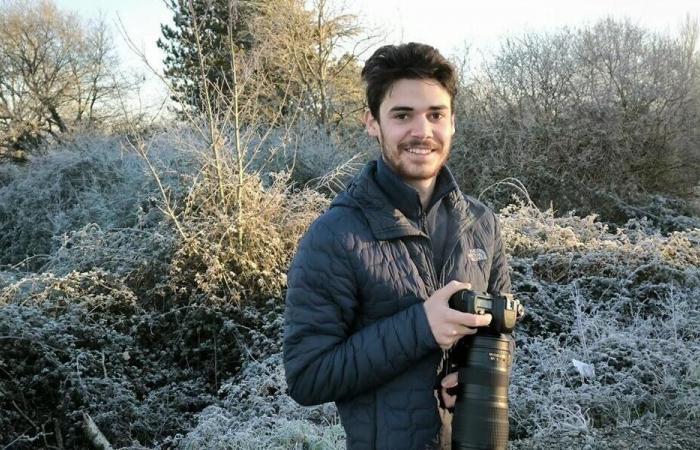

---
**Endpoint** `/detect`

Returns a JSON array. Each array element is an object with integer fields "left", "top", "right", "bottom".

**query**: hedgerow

[
  {"left": 0, "top": 132, "right": 194, "bottom": 271},
  {"left": 174, "top": 204, "right": 699, "bottom": 450},
  {"left": 0, "top": 270, "right": 233, "bottom": 448},
  {"left": 502, "top": 205, "right": 700, "bottom": 449},
  {"left": 0, "top": 128, "right": 329, "bottom": 448},
  {"left": 0, "top": 130, "right": 698, "bottom": 449}
]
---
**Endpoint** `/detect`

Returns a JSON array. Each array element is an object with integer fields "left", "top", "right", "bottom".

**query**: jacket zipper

[
  {"left": 419, "top": 210, "right": 440, "bottom": 292},
  {"left": 423, "top": 209, "right": 463, "bottom": 388}
]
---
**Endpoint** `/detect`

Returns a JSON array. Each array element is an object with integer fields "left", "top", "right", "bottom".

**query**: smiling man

[
  {"left": 284, "top": 43, "right": 511, "bottom": 450},
  {"left": 365, "top": 77, "right": 453, "bottom": 199}
]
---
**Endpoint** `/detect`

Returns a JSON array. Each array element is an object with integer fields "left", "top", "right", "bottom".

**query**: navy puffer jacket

[{"left": 284, "top": 161, "right": 511, "bottom": 450}]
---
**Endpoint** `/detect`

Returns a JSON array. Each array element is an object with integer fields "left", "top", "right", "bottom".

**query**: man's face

[{"left": 365, "top": 78, "right": 455, "bottom": 183}]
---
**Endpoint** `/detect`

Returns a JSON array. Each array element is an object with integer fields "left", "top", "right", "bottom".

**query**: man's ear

[
  {"left": 364, "top": 110, "right": 380, "bottom": 138},
  {"left": 451, "top": 113, "right": 456, "bottom": 136}
]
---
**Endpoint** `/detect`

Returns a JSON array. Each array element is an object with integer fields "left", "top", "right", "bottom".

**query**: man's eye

[
  {"left": 430, "top": 112, "right": 445, "bottom": 120},
  {"left": 394, "top": 113, "right": 408, "bottom": 120}
]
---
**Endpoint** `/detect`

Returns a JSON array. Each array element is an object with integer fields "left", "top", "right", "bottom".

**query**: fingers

[
  {"left": 436, "top": 321, "right": 489, "bottom": 349},
  {"left": 435, "top": 280, "right": 471, "bottom": 301},
  {"left": 441, "top": 389, "right": 456, "bottom": 409},
  {"left": 441, "top": 371, "right": 458, "bottom": 388},
  {"left": 444, "top": 310, "right": 492, "bottom": 328},
  {"left": 441, "top": 372, "right": 459, "bottom": 409},
  {"left": 435, "top": 313, "right": 492, "bottom": 348},
  {"left": 454, "top": 311, "right": 492, "bottom": 328},
  {"left": 425, "top": 280, "right": 487, "bottom": 349}
]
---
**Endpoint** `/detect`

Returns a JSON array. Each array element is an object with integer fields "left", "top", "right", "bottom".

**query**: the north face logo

[{"left": 467, "top": 248, "right": 487, "bottom": 262}]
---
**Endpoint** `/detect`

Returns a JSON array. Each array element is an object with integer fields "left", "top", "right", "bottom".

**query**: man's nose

[{"left": 410, "top": 116, "right": 432, "bottom": 139}]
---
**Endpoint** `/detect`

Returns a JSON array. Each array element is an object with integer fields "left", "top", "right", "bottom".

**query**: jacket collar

[
  {"left": 331, "top": 160, "right": 473, "bottom": 241},
  {"left": 374, "top": 157, "right": 458, "bottom": 223}
]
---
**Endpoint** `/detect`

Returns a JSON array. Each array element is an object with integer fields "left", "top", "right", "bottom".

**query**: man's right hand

[{"left": 423, "top": 280, "right": 492, "bottom": 349}]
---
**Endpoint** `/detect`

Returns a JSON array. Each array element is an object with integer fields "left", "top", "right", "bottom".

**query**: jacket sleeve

[
  {"left": 487, "top": 213, "right": 512, "bottom": 295},
  {"left": 283, "top": 220, "right": 439, "bottom": 406}
]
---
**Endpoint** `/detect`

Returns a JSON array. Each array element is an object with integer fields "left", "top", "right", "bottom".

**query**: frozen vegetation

[{"left": 0, "top": 132, "right": 698, "bottom": 449}]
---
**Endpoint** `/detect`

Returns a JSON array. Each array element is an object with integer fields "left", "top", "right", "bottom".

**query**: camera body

[
  {"left": 447, "top": 289, "right": 524, "bottom": 450},
  {"left": 448, "top": 290, "right": 523, "bottom": 334}
]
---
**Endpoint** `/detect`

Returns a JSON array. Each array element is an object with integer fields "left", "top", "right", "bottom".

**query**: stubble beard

[{"left": 379, "top": 130, "right": 449, "bottom": 182}]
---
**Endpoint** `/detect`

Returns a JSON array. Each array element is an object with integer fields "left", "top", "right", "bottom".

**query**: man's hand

[
  {"left": 423, "top": 280, "right": 492, "bottom": 349},
  {"left": 440, "top": 371, "right": 459, "bottom": 410}
]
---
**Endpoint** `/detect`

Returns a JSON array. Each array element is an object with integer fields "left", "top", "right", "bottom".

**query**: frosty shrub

[
  {"left": 0, "top": 132, "right": 193, "bottom": 270},
  {"left": 0, "top": 268, "right": 269, "bottom": 448},
  {"left": 167, "top": 168, "right": 328, "bottom": 304},
  {"left": 179, "top": 354, "right": 344, "bottom": 450},
  {"left": 500, "top": 204, "right": 700, "bottom": 449},
  {"left": 451, "top": 18, "right": 700, "bottom": 221},
  {"left": 244, "top": 121, "right": 370, "bottom": 196},
  {"left": 615, "top": 194, "right": 700, "bottom": 233},
  {"left": 0, "top": 120, "right": 336, "bottom": 448},
  {"left": 43, "top": 223, "right": 176, "bottom": 296},
  {"left": 0, "top": 270, "right": 205, "bottom": 448},
  {"left": 142, "top": 121, "right": 332, "bottom": 305},
  {"left": 0, "top": 161, "right": 19, "bottom": 187},
  {"left": 284, "top": 123, "right": 370, "bottom": 194}
]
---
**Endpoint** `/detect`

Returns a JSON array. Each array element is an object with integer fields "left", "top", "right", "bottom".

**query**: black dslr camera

[{"left": 447, "top": 290, "right": 524, "bottom": 450}]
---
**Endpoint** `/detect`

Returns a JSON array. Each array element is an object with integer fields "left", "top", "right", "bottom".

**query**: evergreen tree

[
  {"left": 157, "top": 0, "right": 258, "bottom": 115},
  {"left": 158, "top": 0, "right": 369, "bottom": 130}
]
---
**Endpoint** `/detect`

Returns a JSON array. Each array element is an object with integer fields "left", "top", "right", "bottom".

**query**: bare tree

[
  {"left": 252, "top": 0, "right": 375, "bottom": 129},
  {"left": 0, "top": 0, "right": 128, "bottom": 157}
]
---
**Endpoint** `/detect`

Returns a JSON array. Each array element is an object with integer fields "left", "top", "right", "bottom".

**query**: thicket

[
  {"left": 0, "top": 134, "right": 176, "bottom": 270},
  {"left": 1, "top": 129, "right": 698, "bottom": 448},
  {"left": 502, "top": 205, "right": 699, "bottom": 449},
  {"left": 0, "top": 127, "right": 329, "bottom": 448},
  {"left": 452, "top": 18, "right": 700, "bottom": 222}
]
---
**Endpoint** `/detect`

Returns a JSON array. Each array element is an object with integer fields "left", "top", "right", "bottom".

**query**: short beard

[{"left": 378, "top": 130, "right": 447, "bottom": 181}]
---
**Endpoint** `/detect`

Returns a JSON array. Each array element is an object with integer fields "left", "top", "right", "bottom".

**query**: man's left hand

[{"left": 440, "top": 371, "right": 459, "bottom": 410}]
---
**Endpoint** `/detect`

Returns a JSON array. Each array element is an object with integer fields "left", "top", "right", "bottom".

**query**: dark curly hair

[{"left": 361, "top": 42, "right": 458, "bottom": 122}]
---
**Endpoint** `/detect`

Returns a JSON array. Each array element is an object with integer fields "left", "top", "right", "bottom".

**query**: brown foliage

[{"left": 452, "top": 18, "right": 700, "bottom": 218}]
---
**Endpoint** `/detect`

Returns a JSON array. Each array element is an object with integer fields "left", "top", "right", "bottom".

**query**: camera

[{"left": 447, "top": 290, "right": 524, "bottom": 450}]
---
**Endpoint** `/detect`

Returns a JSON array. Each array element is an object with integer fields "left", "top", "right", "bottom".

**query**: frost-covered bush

[
  {"left": 165, "top": 158, "right": 328, "bottom": 304},
  {"left": 167, "top": 169, "right": 328, "bottom": 304},
  {"left": 0, "top": 124, "right": 335, "bottom": 448},
  {"left": 0, "top": 132, "right": 193, "bottom": 270},
  {"left": 0, "top": 270, "right": 267, "bottom": 448},
  {"left": 616, "top": 194, "right": 700, "bottom": 233},
  {"left": 179, "top": 354, "right": 344, "bottom": 450},
  {"left": 44, "top": 223, "right": 175, "bottom": 296},
  {"left": 500, "top": 205, "right": 700, "bottom": 449},
  {"left": 244, "top": 121, "right": 370, "bottom": 195},
  {"left": 452, "top": 19, "right": 700, "bottom": 219},
  {"left": 285, "top": 124, "right": 370, "bottom": 193},
  {"left": 0, "top": 161, "right": 19, "bottom": 187}
]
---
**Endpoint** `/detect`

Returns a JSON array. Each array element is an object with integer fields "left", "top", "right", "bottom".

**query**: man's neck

[{"left": 406, "top": 177, "right": 437, "bottom": 211}]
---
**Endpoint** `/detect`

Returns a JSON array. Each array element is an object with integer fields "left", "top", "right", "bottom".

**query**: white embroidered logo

[{"left": 467, "top": 248, "right": 487, "bottom": 262}]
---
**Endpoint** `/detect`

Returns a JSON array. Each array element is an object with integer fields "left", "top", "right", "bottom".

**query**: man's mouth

[
  {"left": 405, "top": 147, "right": 432, "bottom": 155},
  {"left": 400, "top": 140, "right": 436, "bottom": 155}
]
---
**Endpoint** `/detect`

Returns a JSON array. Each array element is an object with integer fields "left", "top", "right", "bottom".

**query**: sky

[
  {"left": 360, "top": 0, "right": 700, "bottom": 56},
  {"left": 54, "top": 0, "right": 700, "bottom": 108}
]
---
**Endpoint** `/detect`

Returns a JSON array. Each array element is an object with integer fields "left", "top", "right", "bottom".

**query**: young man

[{"left": 284, "top": 42, "right": 511, "bottom": 450}]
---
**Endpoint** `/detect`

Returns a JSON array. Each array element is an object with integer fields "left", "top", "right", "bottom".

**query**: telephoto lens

[
  {"left": 447, "top": 290, "right": 524, "bottom": 450},
  {"left": 450, "top": 333, "right": 512, "bottom": 450}
]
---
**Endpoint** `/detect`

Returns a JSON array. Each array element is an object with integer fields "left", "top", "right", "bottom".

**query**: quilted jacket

[{"left": 284, "top": 160, "right": 511, "bottom": 450}]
